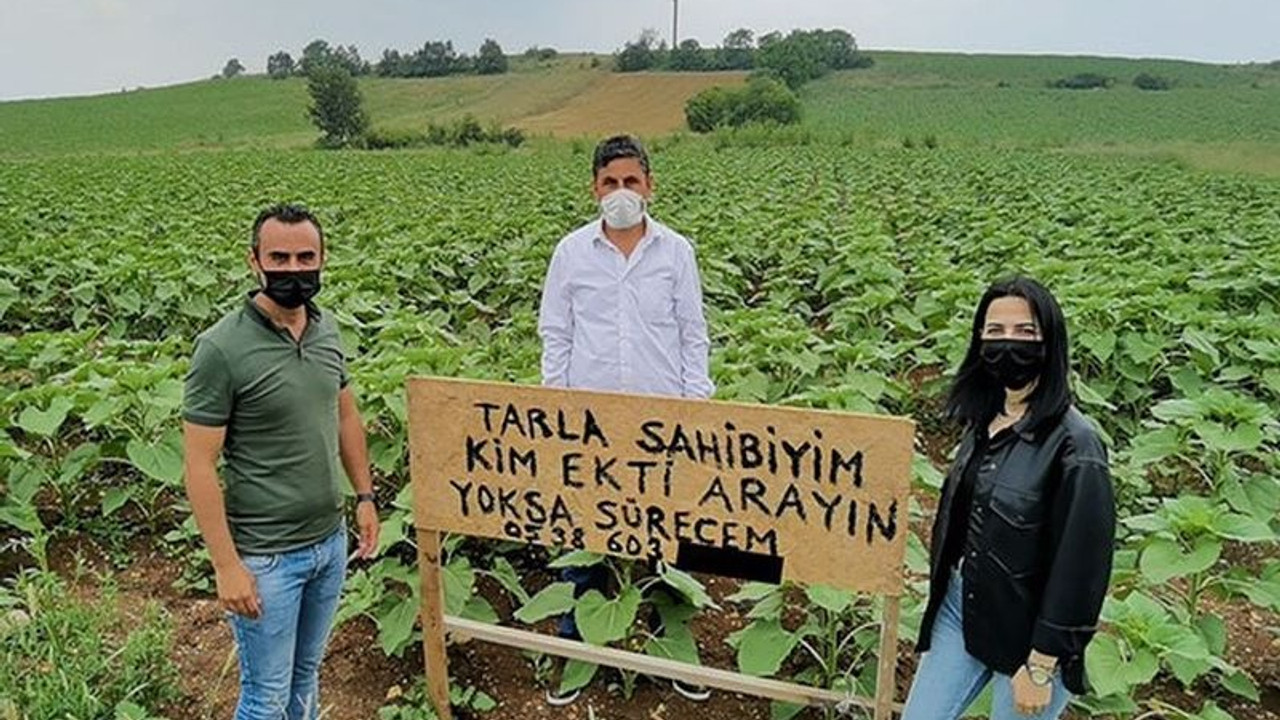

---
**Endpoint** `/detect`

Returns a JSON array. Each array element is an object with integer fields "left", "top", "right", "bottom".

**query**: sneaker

[
  {"left": 672, "top": 679, "right": 711, "bottom": 702},
  {"left": 544, "top": 687, "right": 581, "bottom": 707}
]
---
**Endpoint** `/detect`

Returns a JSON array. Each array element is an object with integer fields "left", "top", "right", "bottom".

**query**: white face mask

[{"left": 600, "top": 188, "right": 647, "bottom": 230}]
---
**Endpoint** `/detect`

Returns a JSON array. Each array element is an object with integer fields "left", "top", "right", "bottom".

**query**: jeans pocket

[{"left": 241, "top": 552, "right": 280, "bottom": 575}]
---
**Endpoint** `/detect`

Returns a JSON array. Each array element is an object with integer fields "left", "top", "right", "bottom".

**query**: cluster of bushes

[
  {"left": 617, "top": 27, "right": 873, "bottom": 89},
  {"left": 1046, "top": 72, "right": 1175, "bottom": 91},
  {"left": 685, "top": 76, "right": 801, "bottom": 133},
  {"left": 363, "top": 116, "right": 525, "bottom": 150},
  {"left": 1133, "top": 72, "right": 1173, "bottom": 91},
  {"left": 265, "top": 37, "right": 509, "bottom": 80},
  {"left": 1047, "top": 72, "right": 1114, "bottom": 90}
]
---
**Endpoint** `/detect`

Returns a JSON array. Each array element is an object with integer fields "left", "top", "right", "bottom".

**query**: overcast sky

[{"left": 1, "top": 0, "right": 1276, "bottom": 100}]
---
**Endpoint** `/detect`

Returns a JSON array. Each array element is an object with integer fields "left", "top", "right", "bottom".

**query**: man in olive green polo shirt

[{"left": 182, "top": 204, "right": 379, "bottom": 720}]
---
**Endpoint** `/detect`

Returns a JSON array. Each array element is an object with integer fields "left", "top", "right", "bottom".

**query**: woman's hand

[{"left": 1011, "top": 665, "right": 1052, "bottom": 716}]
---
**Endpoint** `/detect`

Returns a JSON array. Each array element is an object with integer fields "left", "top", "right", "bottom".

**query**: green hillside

[{"left": 2, "top": 50, "right": 1279, "bottom": 170}]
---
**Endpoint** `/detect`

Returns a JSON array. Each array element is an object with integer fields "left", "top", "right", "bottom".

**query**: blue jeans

[
  {"left": 229, "top": 525, "right": 348, "bottom": 720},
  {"left": 902, "top": 572, "right": 1072, "bottom": 720}
]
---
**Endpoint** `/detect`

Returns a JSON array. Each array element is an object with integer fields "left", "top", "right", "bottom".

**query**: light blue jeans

[
  {"left": 902, "top": 572, "right": 1072, "bottom": 720},
  {"left": 229, "top": 525, "right": 348, "bottom": 720}
]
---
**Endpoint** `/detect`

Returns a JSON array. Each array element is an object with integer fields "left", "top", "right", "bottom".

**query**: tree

[
  {"left": 412, "top": 40, "right": 457, "bottom": 77},
  {"left": 376, "top": 49, "right": 407, "bottom": 77},
  {"left": 669, "top": 39, "right": 708, "bottom": 71},
  {"left": 717, "top": 28, "right": 755, "bottom": 70},
  {"left": 476, "top": 38, "right": 508, "bottom": 75},
  {"left": 221, "top": 58, "right": 245, "bottom": 79},
  {"left": 306, "top": 64, "right": 368, "bottom": 147},
  {"left": 615, "top": 29, "right": 663, "bottom": 72},
  {"left": 754, "top": 28, "right": 870, "bottom": 89},
  {"left": 685, "top": 75, "right": 799, "bottom": 132},
  {"left": 299, "top": 39, "right": 335, "bottom": 75},
  {"left": 266, "top": 51, "right": 295, "bottom": 79},
  {"left": 333, "top": 44, "right": 368, "bottom": 76}
]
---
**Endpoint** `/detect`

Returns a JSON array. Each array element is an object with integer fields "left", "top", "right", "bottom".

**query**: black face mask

[
  {"left": 980, "top": 340, "right": 1046, "bottom": 390},
  {"left": 260, "top": 270, "right": 321, "bottom": 309}
]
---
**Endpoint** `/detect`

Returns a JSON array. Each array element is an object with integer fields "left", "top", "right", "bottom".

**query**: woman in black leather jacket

[{"left": 902, "top": 277, "right": 1115, "bottom": 720}]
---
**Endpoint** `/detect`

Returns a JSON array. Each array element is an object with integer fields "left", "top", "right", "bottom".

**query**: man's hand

[
  {"left": 355, "top": 502, "right": 380, "bottom": 559},
  {"left": 1011, "top": 664, "right": 1053, "bottom": 716},
  {"left": 215, "top": 561, "right": 261, "bottom": 618}
]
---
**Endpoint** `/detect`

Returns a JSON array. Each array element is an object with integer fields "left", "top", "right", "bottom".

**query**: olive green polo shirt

[{"left": 183, "top": 294, "right": 349, "bottom": 554}]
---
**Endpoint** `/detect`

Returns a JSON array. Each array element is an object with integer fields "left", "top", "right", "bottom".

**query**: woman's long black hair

[{"left": 945, "top": 276, "right": 1073, "bottom": 430}]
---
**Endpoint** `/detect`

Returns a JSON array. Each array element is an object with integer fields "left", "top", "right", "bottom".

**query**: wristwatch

[
  {"left": 356, "top": 492, "right": 377, "bottom": 507},
  {"left": 1025, "top": 661, "right": 1056, "bottom": 686}
]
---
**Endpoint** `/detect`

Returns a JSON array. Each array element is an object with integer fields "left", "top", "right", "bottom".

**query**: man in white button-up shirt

[
  {"left": 539, "top": 136, "right": 714, "bottom": 399},
  {"left": 537, "top": 135, "right": 715, "bottom": 706}
]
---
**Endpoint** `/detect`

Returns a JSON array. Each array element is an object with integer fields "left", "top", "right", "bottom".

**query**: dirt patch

[
  {"left": 40, "top": 530, "right": 1279, "bottom": 720},
  {"left": 516, "top": 72, "right": 749, "bottom": 139}
]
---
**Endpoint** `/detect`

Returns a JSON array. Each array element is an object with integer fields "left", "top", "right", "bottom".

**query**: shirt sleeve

[
  {"left": 183, "top": 337, "right": 233, "bottom": 427},
  {"left": 673, "top": 242, "right": 715, "bottom": 399},
  {"left": 1031, "top": 440, "right": 1115, "bottom": 662},
  {"left": 538, "top": 243, "right": 574, "bottom": 388}
]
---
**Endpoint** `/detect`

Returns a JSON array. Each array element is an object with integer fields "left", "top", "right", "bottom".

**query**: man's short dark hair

[
  {"left": 592, "top": 135, "right": 651, "bottom": 177},
  {"left": 251, "top": 204, "right": 325, "bottom": 255}
]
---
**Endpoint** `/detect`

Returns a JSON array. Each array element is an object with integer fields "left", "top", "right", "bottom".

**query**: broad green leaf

[
  {"left": 487, "top": 556, "right": 531, "bottom": 604},
  {"left": 0, "top": 504, "right": 42, "bottom": 534},
  {"left": 442, "top": 557, "right": 474, "bottom": 616},
  {"left": 1211, "top": 513, "right": 1276, "bottom": 542},
  {"left": 644, "top": 623, "right": 700, "bottom": 665},
  {"left": 16, "top": 397, "right": 73, "bottom": 437},
  {"left": 912, "top": 452, "right": 944, "bottom": 491},
  {"left": 1167, "top": 654, "right": 1212, "bottom": 687},
  {"left": 377, "top": 594, "right": 420, "bottom": 656},
  {"left": 1196, "top": 701, "right": 1238, "bottom": 720},
  {"left": 658, "top": 564, "right": 718, "bottom": 609},
  {"left": 805, "top": 584, "right": 853, "bottom": 614},
  {"left": 1085, "top": 633, "right": 1131, "bottom": 698},
  {"left": 1220, "top": 668, "right": 1260, "bottom": 702},
  {"left": 461, "top": 596, "right": 499, "bottom": 624},
  {"left": 559, "top": 659, "right": 597, "bottom": 695},
  {"left": 1139, "top": 538, "right": 1220, "bottom": 584},
  {"left": 770, "top": 701, "right": 806, "bottom": 720},
  {"left": 126, "top": 431, "right": 184, "bottom": 486},
  {"left": 471, "top": 691, "right": 497, "bottom": 712},
  {"left": 114, "top": 701, "right": 149, "bottom": 720},
  {"left": 547, "top": 550, "right": 604, "bottom": 568},
  {"left": 574, "top": 586, "right": 641, "bottom": 646},
  {"left": 1196, "top": 614, "right": 1227, "bottom": 656},
  {"left": 513, "top": 582, "right": 576, "bottom": 624},
  {"left": 727, "top": 581, "right": 780, "bottom": 603},
  {"left": 735, "top": 618, "right": 799, "bottom": 677},
  {"left": 102, "top": 486, "right": 133, "bottom": 516}
]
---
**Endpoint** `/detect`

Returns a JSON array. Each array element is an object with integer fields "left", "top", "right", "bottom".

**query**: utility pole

[{"left": 672, "top": 0, "right": 679, "bottom": 48}]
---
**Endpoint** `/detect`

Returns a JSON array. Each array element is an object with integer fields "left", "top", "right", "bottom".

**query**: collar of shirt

[
  {"left": 244, "top": 291, "right": 322, "bottom": 332},
  {"left": 591, "top": 215, "right": 661, "bottom": 253}
]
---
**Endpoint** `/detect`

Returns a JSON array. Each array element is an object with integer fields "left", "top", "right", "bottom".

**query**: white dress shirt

[{"left": 538, "top": 216, "right": 714, "bottom": 399}]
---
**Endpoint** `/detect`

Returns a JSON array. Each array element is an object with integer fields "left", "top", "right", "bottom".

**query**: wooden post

[
  {"left": 417, "top": 529, "right": 452, "bottom": 720},
  {"left": 874, "top": 595, "right": 902, "bottom": 720}
]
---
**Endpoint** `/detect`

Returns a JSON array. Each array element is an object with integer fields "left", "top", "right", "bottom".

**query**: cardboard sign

[{"left": 408, "top": 377, "right": 914, "bottom": 595}]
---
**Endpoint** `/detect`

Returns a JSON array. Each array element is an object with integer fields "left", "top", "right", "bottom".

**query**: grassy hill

[{"left": 2, "top": 50, "right": 1279, "bottom": 171}]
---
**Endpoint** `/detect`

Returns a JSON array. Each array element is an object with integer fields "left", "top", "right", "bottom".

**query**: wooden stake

[
  {"left": 417, "top": 529, "right": 452, "bottom": 720},
  {"left": 874, "top": 595, "right": 902, "bottom": 720}
]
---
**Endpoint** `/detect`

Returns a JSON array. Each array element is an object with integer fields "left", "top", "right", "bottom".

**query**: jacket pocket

[{"left": 986, "top": 489, "right": 1046, "bottom": 575}]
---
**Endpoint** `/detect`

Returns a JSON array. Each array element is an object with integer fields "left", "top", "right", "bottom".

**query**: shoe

[
  {"left": 544, "top": 687, "right": 581, "bottom": 706},
  {"left": 672, "top": 679, "right": 711, "bottom": 702}
]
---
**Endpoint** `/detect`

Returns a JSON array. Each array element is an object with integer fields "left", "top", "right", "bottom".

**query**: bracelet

[
  {"left": 1024, "top": 662, "right": 1056, "bottom": 687},
  {"left": 356, "top": 492, "right": 376, "bottom": 506}
]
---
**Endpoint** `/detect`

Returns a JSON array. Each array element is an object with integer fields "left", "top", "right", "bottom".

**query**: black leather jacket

[{"left": 916, "top": 406, "right": 1116, "bottom": 694}]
